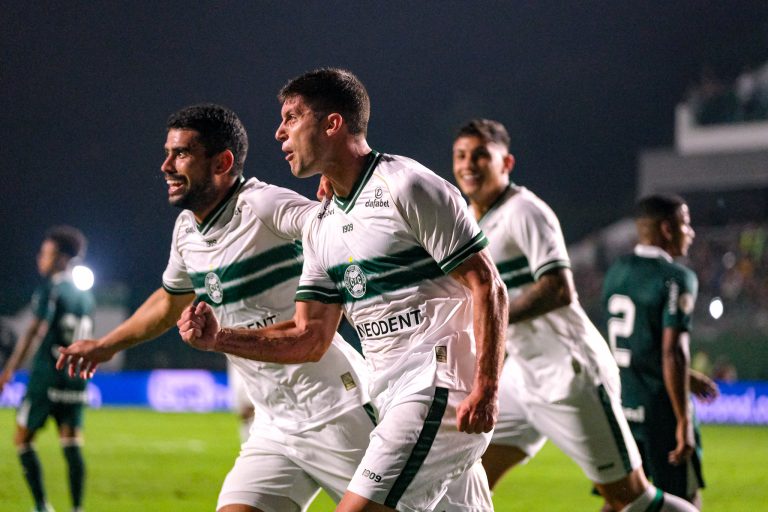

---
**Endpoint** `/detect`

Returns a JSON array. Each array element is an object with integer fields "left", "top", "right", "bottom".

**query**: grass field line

[{"left": 1, "top": 408, "right": 766, "bottom": 512}]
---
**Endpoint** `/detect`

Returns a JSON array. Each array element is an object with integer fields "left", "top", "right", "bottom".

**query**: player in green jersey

[
  {"left": 0, "top": 226, "right": 94, "bottom": 512},
  {"left": 602, "top": 194, "right": 718, "bottom": 509}
]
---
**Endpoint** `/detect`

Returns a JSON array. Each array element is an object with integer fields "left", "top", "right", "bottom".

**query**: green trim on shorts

[
  {"left": 363, "top": 403, "right": 378, "bottom": 426},
  {"left": 596, "top": 384, "right": 632, "bottom": 474},
  {"left": 646, "top": 487, "right": 664, "bottom": 511},
  {"left": 384, "top": 387, "right": 448, "bottom": 508}
]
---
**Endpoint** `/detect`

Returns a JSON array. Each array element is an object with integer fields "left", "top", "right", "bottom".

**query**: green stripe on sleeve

[
  {"left": 439, "top": 232, "right": 489, "bottom": 274},
  {"left": 295, "top": 285, "right": 343, "bottom": 304},
  {"left": 533, "top": 259, "right": 570, "bottom": 280},
  {"left": 162, "top": 283, "right": 195, "bottom": 295}
]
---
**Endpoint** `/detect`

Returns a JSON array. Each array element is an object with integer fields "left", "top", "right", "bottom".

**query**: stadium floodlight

[
  {"left": 72, "top": 265, "right": 95, "bottom": 291},
  {"left": 709, "top": 297, "right": 724, "bottom": 320}
]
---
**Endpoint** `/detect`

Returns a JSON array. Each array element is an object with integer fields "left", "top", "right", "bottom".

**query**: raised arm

[
  {"left": 0, "top": 317, "right": 48, "bottom": 392},
  {"left": 450, "top": 248, "right": 508, "bottom": 434},
  {"left": 662, "top": 327, "right": 694, "bottom": 465},
  {"left": 178, "top": 299, "right": 342, "bottom": 364},
  {"left": 56, "top": 288, "right": 194, "bottom": 378}
]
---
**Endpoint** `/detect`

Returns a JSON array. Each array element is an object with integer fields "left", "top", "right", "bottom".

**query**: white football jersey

[
  {"left": 162, "top": 177, "right": 369, "bottom": 434},
  {"left": 296, "top": 151, "right": 488, "bottom": 405},
  {"left": 476, "top": 185, "right": 617, "bottom": 402}
]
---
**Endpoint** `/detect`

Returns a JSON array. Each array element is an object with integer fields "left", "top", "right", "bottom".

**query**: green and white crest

[
  {"left": 343, "top": 264, "right": 367, "bottom": 299},
  {"left": 205, "top": 272, "right": 224, "bottom": 304}
]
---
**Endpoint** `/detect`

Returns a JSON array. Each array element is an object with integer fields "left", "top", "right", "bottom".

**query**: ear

[
  {"left": 214, "top": 149, "right": 235, "bottom": 176},
  {"left": 503, "top": 153, "right": 515, "bottom": 175},
  {"left": 659, "top": 219, "right": 674, "bottom": 243},
  {"left": 325, "top": 113, "right": 344, "bottom": 136}
]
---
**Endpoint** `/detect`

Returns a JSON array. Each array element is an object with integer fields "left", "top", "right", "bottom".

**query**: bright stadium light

[
  {"left": 709, "top": 297, "right": 723, "bottom": 320},
  {"left": 72, "top": 265, "right": 95, "bottom": 291}
]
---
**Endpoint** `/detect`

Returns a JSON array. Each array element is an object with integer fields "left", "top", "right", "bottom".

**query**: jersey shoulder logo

[
  {"left": 343, "top": 264, "right": 367, "bottom": 298},
  {"left": 205, "top": 272, "right": 224, "bottom": 304}
]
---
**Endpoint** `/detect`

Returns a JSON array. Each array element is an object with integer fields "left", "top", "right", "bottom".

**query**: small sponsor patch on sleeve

[
  {"left": 435, "top": 345, "right": 448, "bottom": 363},
  {"left": 340, "top": 372, "right": 357, "bottom": 390}
]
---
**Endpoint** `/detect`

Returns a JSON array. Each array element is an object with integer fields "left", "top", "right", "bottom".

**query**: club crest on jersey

[
  {"left": 343, "top": 264, "right": 367, "bottom": 298},
  {"left": 205, "top": 272, "right": 224, "bottom": 304}
]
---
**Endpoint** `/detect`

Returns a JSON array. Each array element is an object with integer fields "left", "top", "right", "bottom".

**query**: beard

[{"left": 170, "top": 173, "right": 218, "bottom": 213}]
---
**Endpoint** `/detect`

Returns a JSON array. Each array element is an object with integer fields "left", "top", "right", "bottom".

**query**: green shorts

[{"left": 17, "top": 383, "right": 87, "bottom": 432}]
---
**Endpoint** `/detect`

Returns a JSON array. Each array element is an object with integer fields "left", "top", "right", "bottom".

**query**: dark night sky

[{"left": 2, "top": 2, "right": 767, "bottom": 314}]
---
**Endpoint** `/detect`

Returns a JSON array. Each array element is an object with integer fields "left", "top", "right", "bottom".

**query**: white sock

[{"left": 620, "top": 485, "right": 698, "bottom": 512}]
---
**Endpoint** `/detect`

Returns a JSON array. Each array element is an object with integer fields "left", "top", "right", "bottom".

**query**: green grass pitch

[{"left": 0, "top": 408, "right": 765, "bottom": 511}]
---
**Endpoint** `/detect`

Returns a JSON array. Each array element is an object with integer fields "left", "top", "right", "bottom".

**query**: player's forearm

[
  {"left": 100, "top": 289, "right": 193, "bottom": 351},
  {"left": 3, "top": 322, "right": 44, "bottom": 375},
  {"left": 471, "top": 276, "right": 508, "bottom": 393},
  {"left": 662, "top": 343, "right": 690, "bottom": 424},
  {"left": 508, "top": 270, "right": 573, "bottom": 324},
  {"left": 213, "top": 319, "right": 331, "bottom": 364}
]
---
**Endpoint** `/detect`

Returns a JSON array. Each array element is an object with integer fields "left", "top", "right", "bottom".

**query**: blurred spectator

[{"left": 687, "top": 60, "right": 768, "bottom": 125}]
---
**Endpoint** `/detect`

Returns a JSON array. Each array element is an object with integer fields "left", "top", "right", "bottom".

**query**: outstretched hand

[
  {"left": 56, "top": 339, "right": 112, "bottom": 379},
  {"left": 456, "top": 388, "right": 498, "bottom": 434},
  {"left": 177, "top": 301, "right": 220, "bottom": 351}
]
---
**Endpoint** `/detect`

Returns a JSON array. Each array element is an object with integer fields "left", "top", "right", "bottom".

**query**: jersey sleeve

[
  {"left": 162, "top": 216, "right": 195, "bottom": 295},
  {"left": 247, "top": 184, "right": 318, "bottom": 241},
  {"left": 506, "top": 194, "right": 570, "bottom": 280},
  {"left": 663, "top": 268, "right": 698, "bottom": 332},
  {"left": 391, "top": 169, "right": 488, "bottom": 274},
  {"left": 295, "top": 201, "right": 344, "bottom": 304}
]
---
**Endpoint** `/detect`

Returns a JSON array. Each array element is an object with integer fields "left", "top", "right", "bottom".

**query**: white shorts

[
  {"left": 512, "top": 358, "right": 642, "bottom": 484},
  {"left": 227, "top": 362, "right": 252, "bottom": 414},
  {"left": 434, "top": 459, "right": 493, "bottom": 512},
  {"left": 217, "top": 404, "right": 375, "bottom": 512},
  {"left": 347, "top": 387, "right": 492, "bottom": 512},
  {"left": 490, "top": 356, "right": 547, "bottom": 461}
]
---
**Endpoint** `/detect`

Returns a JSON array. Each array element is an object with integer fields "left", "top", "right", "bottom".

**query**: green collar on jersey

[
  {"left": 333, "top": 150, "right": 382, "bottom": 213},
  {"left": 196, "top": 176, "right": 246, "bottom": 234}
]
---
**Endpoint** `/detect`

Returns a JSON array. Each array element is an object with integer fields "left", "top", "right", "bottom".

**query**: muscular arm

[
  {"left": 450, "top": 248, "right": 508, "bottom": 433},
  {"left": 56, "top": 288, "right": 194, "bottom": 377},
  {"left": 0, "top": 317, "right": 48, "bottom": 391},
  {"left": 179, "top": 299, "right": 342, "bottom": 364},
  {"left": 508, "top": 267, "right": 573, "bottom": 323},
  {"left": 662, "top": 327, "right": 694, "bottom": 464}
]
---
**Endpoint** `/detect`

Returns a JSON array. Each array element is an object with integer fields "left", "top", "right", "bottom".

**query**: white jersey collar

[{"left": 634, "top": 244, "right": 673, "bottom": 263}]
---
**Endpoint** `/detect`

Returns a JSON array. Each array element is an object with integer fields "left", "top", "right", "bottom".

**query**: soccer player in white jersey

[
  {"left": 178, "top": 68, "right": 508, "bottom": 512},
  {"left": 451, "top": 118, "right": 699, "bottom": 512},
  {"left": 57, "top": 104, "right": 375, "bottom": 512}
]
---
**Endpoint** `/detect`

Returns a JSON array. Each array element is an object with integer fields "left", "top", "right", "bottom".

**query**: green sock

[
  {"left": 63, "top": 444, "right": 85, "bottom": 509},
  {"left": 19, "top": 446, "right": 47, "bottom": 508}
]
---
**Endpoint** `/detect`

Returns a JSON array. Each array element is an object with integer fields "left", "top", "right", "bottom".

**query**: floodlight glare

[
  {"left": 72, "top": 265, "right": 95, "bottom": 291},
  {"left": 708, "top": 297, "right": 723, "bottom": 320}
]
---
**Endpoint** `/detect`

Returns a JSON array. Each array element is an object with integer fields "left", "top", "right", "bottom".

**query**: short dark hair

[
  {"left": 278, "top": 68, "right": 370, "bottom": 135},
  {"left": 455, "top": 119, "right": 511, "bottom": 149},
  {"left": 45, "top": 225, "right": 87, "bottom": 259},
  {"left": 635, "top": 194, "right": 687, "bottom": 221},
  {"left": 166, "top": 104, "right": 249, "bottom": 176}
]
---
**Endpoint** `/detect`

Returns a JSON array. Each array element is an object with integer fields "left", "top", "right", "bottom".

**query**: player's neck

[
  {"left": 470, "top": 184, "right": 510, "bottom": 220},
  {"left": 325, "top": 139, "right": 372, "bottom": 198}
]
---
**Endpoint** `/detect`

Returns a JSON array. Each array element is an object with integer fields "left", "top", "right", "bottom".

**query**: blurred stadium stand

[{"left": 572, "top": 75, "right": 768, "bottom": 383}]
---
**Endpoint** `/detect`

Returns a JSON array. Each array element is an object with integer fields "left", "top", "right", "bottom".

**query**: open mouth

[{"left": 166, "top": 179, "right": 186, "bottom": 196}]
